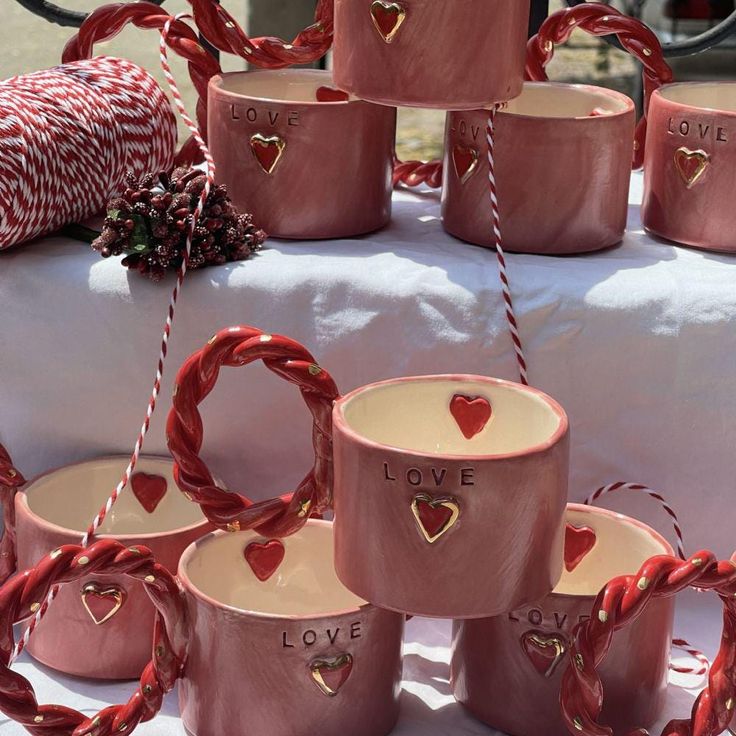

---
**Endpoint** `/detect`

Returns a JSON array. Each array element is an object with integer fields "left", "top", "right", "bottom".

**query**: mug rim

[
  {"left": 653, "top": 81, "right": 736, "bottom": 116},
  {"left": 17, "top": 455, "right": 209, "bottom": 541},
  {"left": 332, "top": 374, "right": 569, "bottom": 461},
  {"left": 549, "top": 502, "right": 674, "bottom": 601},
  {"left": 209, "top": 69, "right": 357, "bottom": 107},
  {"left": 178, "top": 520, "right": 375, "bottom": 621},
  {"left": 496, "top": 81, "right": 635, "bottom": 121}
]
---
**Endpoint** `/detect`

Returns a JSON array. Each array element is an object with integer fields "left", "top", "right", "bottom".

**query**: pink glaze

[
  {"left": 442, "top": 83, "right": 636, "bottom": 254},
  {"left": 333, "top": 0, "right": 530, "bottom": 109},
  {"left": 178, "top": 523, "right": 404, "bottom": 736},
  {"left": 332, "top": 375, "right": 569, "bottom": 618},
  {"left": 208, "top": 69, "right": 396, "bottom": 239},
  {"left": 452, "top": 504, "right": 675, "bottom": 735},
  {"left": 14, "top": 456, "right": 210, "bottom": 680},
  {"left": 642, "top": 82, "right": 736, "bottom": 252}
]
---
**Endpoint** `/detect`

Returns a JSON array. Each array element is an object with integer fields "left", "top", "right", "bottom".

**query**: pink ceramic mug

[
  {"left": 9, "top": 456, "right": 210, "bottom": 679},
  {"left": 166, "top": 328, "right": 569, "bottom": 620},
  {"left": 332, "top": 375, "right": 570, "bottom": 618},
  {"left": 451, "top": 503, "right": 675, "bottom": 736},
  {"left": 642, "top": 82, "right": 736, "bottom": 252},
  {"left": 178, "top": 520, "right": 404, "bottom": 736},
  {"left": 207, "top": 69, "right": 396, "bottom": 239},
  {"left": 441, "top": 82, "right": 636, "bottom": 254},
  {"left": 332, "top": 0, "right": 530, "bottom": 109}
]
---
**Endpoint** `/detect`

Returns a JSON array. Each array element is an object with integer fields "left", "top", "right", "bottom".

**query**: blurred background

[{"left": 3, "top": 0, "right": 735, "bottom": 161}]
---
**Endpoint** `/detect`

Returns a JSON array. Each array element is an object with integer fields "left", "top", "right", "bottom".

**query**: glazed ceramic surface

[
  {"left": 642, "top": 82, "right": 736, "bottom": 252},
  {"left": 14, "top": 456, "right": 210, "bottom": 679},
  {"left": 442, "top": 83, "right": 636, "bottom": 254},
  {"left": 332, "top": 375, "right": 569, "bottom": 618},
  {"left": 178, "top": 521, "right": 404, "bottom": 736},
  {"left": 208, "top": 69, "right": 396, "bottom": 239},
  {"left": 333, "top": 0, "right": 530, "bottom": 109},
  {"left": 451, "top": 503, "right": 675, "bottom": 736}
]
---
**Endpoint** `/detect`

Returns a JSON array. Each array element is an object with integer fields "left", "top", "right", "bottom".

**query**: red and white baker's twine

[
  {"left": 10, "top": 15, "right": 215, "bottom": 664},
  {"left": 584, "top": 481, "right": 709, "bottom": 679},
  {"left": 486, "top": 107, "right": 528, "bottom": 386}
]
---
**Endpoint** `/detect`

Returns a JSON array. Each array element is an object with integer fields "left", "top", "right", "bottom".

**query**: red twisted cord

[
  {"left": 0, "top": 444, "right": 25, "bottom": 585},
  {"left": 166, "top": 326, "right": 339, "bottom": 537},
  {"left": 394, "top": 2, "right": 674, "bottom": 188},
  {"left": 526, "top": 2, "right": 673, "bottom": 169},
  {"left": 0, "top": 539, "right": 187, "bottom": 735},
  {"left": 560, "top": 550, "right": 736, "bottom": 736},
  {"left": 61, "top": 2, "right": 222, "bottom": 164}
]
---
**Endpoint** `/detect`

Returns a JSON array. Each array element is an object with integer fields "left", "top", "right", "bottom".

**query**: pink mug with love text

[
  {"left": 6, "top": 455, "right": 210, "bottom": 679},
  {"left": 451, "top": 503, "right": 675, "bottom": 736},
  {"left": 208, "top": 69, "right": 396, "bottom": 239},
  {"left": 642, "top": 82, "right": 736, "bottom": 252},
  {"left": 332, "top": 375, "right": 570, "bottom": 618}
]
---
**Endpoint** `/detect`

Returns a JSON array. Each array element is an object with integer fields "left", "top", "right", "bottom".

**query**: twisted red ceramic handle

[
  {"left": 166, "top": 325, "right": 339, "bottom": 537},
  {"left": 0, "top": 539, "right": 186, "bottom": 735},
  {"left": 526, "top": 2, "right": 673, "bottom": 169},
  {"left": 0, "top": 444, "right": 25, "bottom": 585},
  {"left": 560, "top": 550, "right": 736, "bottom": 736}
]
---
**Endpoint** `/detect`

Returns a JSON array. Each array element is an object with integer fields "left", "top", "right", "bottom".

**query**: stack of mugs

[{"left": 0, "top": 325, "right": 688, "bottom": 735}]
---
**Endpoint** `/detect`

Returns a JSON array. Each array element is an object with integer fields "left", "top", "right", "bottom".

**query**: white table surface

[{"left": 0, "top": 172, "right": 734, "bottom": 733}]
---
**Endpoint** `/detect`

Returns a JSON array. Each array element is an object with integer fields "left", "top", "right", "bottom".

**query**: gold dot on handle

[
  {"left": 145, "top": 575, "right": 155, "bottom": 584},
  {"left": 598, "top": 610, "right": 608, "bottom": 623},
  {"left": 573, "top": 717, "right": 584, "bottom": 731},
  {"left": 637, "top": 577, "right": 650, "bottom": 591},
  {"left": 30, "top": 603, "right": 40, "bottom": 613},
  {"left": 33, "top": 715, "right": 43, "bottom": 723},
  {"left": 78, "top": 556, "right": 90, "bottom": 566}
]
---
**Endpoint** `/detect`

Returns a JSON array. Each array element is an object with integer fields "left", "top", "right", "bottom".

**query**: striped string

[
  {"left": 584, "top": 481, "right": 709, "bottom": 678},
  {"left": 485, "top": 107, "right": 528, "bottom": 386},
  {"left": 10, "top": 14, "right": 215, "bottom": 664}
]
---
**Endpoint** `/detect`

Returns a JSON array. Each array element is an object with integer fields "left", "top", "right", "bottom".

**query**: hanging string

[{"left": 10, "top": 13, "right": 216, "bottom": 664}]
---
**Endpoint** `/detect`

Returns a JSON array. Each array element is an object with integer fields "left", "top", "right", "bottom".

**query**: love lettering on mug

[{"left": 282, "top": 621, "right": 362, "bottom": 649}]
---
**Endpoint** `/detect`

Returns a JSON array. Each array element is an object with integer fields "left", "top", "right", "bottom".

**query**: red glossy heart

[
  {"left": 244, "top": 539, "right": 285, "bottom": 582},
  {"left": 452, "top": 144, "right": 479, "bottom": 184},
  {"left": 316, "top": 86, "right": 349, "bottom": 102},
  {"left": 521, "top": 630, "right": 567, "bottom": 678},
  {"left": 370, "top": 1, "right": 406, "bottom": 42},
  {"left": 411, "top": 494, "right": 459, "bottom": 543},
  {"left": 250, "top": 134, "right": 286, "bottom": 175},
  {"left": 310, "top": 654, "right": 353, "bottom": 696},
  {"left": 674, "top": 147, "right": 709, "bottom": 188},
  {"left": 564, "top": 523, "right": 597, "bottom": 573},
  {"left": 130, "top": 472, "right": 167, "bottom": 514},
  {"left": 450, "top": 394, "right": 492, "bottom": 439}
]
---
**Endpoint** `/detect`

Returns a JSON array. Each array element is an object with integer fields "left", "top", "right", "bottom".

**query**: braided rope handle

[
  {"left": 526, "top": 2, "right": 673, "bottom": 169},
  {"left": 0, "top": 444, "right": 25, "bottom": 585},
  {"left": 61, "top": 0, "right": 333, "bottom": 164},
  {"left": 393, "top": 1, "right": 675, "bottom": 187},
  {"left": 166, "top": 325, "right": 339, "bottom": 537},
  {"left": 559, "top": 550, "right": 736, "bottom": 736},
  {"left": 0, "top": 539, "right": 186, "bottom": 735}
]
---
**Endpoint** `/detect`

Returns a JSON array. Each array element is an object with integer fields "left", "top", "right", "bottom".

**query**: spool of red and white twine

[{"left": 0, "top": 57, "right": 176, "bottom": 249}]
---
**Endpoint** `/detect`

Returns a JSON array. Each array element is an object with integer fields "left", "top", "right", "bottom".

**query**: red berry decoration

[{"left": 92, "top": 168, "right": 266, "bottom": 281}]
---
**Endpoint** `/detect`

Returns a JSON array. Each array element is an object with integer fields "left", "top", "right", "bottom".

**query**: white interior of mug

[
  {"left": 501, "top": 82, "right": 632, "bottom": 119},
  {"left": 659, "top": 82, "right": 736, "bottom": 113},
  {"left": 555, "top": 505, "right": 672, "bottom": 596},
  {"left": 180, "top": 521, "right": 367, "bottom": 616},
  {"left": 337, "top": 376, "right": 564, "bottom": 456},
  {"left": 23, "top": 457, "right": 205, "bottom": 536},
  {"left": 214, "top": 69, "right": 350, "bottom": 104}
]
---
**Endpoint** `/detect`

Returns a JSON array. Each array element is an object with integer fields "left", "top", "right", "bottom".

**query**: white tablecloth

[{"left": 0, "top": 172, "right": 734, "bottom": 733}]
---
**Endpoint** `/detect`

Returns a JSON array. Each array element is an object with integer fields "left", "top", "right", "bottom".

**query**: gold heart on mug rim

[
  {"left": 674, "top": 147, "right": 710, "bottom": 189},
  {"left": 370, "top": 0, "right": 407, "bottom": 44},
  {"left": 250, "top": 133, "right": 286, "bottom": 175}
]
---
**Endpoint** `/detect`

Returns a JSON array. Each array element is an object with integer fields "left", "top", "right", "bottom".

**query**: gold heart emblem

[
  {"left": 410, "top": 493, "right": 460, "bottom": 544},
  {"left": 452, "top": 144, "right": 480, "bottom": 185},
  {"left": 81, "top": 582, "right": 126, "bottom": 626},
  {"left": 309, "top": 653, "right": 353, "bottom": 696},
  {"left": 250, "top": 133, "right": 286, "bottom": 175},
  {"left": 674, "top": 147, "right": 710, "bottom": 189},
  {"left": 370, "top": 1, "right": 407, "bottom": 44},
  {"left": 521, "top": 631, "right": 568, "bottom": 678}
]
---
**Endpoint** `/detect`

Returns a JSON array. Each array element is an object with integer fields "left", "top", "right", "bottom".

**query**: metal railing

[{"left": 13, "top": 0, "right": 736, "bottom": 53}]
